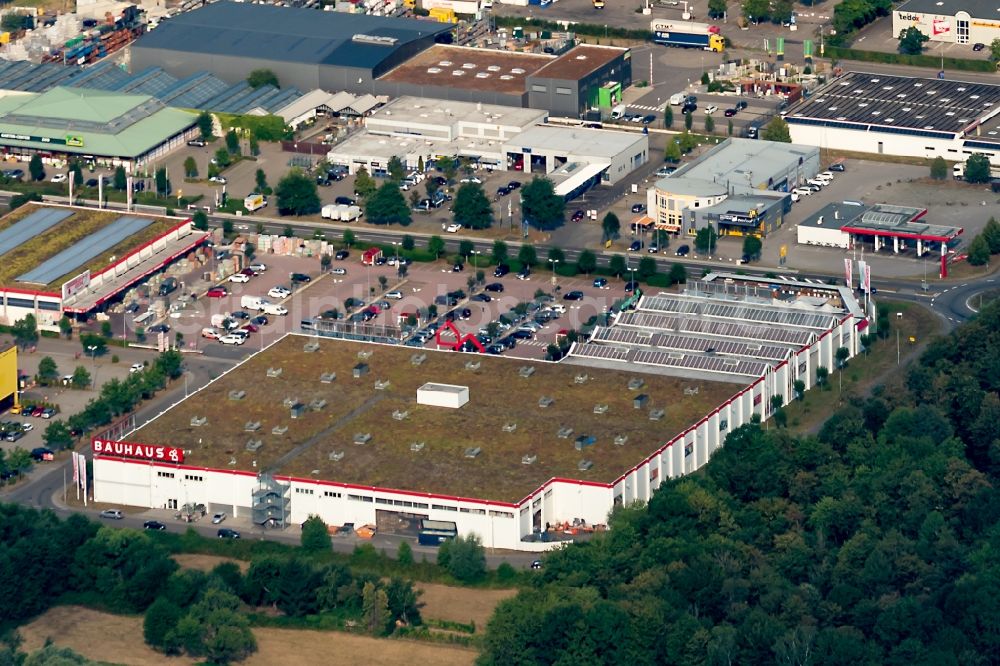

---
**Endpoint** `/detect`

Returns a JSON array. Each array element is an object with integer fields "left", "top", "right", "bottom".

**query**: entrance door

[{"left": 956, "top": 19, "right": 969, "bottom": 44}]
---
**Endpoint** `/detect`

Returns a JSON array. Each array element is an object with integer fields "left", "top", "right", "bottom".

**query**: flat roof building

[
  {"left": 526, "top": 45, "right": 631, "bottom": 118},
  {"left": 893, "top": 0, "right": 1000, "bottom": 47},
  {"left": 646, "top": 138, "right": 817, "bottom": 236},
  {"left": 503, "top": 125, "right": 648, "bottom": 187},
  {"left": 785, "top": 71, "right": 1000, "bottom": 164},
  {"left": 0, "top": 87, "right": 197, "bottom": 171},
  {"left": 796, "top": 200, "right": 962, "bottom": 258},
  {"left": 376, "top": 44, "right": 553, "bottom": 108},
  {"left": 130, "top": 2, "right": 452, "bottom": 95}
]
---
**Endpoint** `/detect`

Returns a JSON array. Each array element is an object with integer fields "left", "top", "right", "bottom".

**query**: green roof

[{"left": 0, "top": 87, "right": 197, "bottom": 159}]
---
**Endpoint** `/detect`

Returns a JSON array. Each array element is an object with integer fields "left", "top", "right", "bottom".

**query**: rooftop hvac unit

[
  {"left": 439, "top": 60, "right": 453, "bottom": 66},
  {"left": 500, "top": 75, "right": 514, "bottom": 80},
  {"left": 462, "top": 62, "right": 476, "bottom": 69},
  {"left": 427, "top": 67, "right": 441, "bottom": 73},
  {"left": 476, "top": 72, "right": 490, "bottom": 78},
  {"left": 352, "top": 34, "right": 398, "bottom": 46},
  {"left": 487, "top": 65, "right": 501, "bottom": 71},
  {"left": 511, "top": 68, "right": 525, "bottom": 74},
  {"left": 452, "top": 70, "right": 465, "bottom": 76}
]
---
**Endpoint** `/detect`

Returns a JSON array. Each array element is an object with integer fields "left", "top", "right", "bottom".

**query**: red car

[
  {"left": 240, "top": 267, "right": 257, "bottom": 277},
  {"left": 31, "top": 406, "right": 45, "bottom": 417},
  {"left": 206, "top": 287, "right": 228, "bottom": 298},
  {"left": 242, "top": 323, "right": 259, "bottom": 333},
  {"left": 571, "top": 210, "right": 585, "bottom": 222}
]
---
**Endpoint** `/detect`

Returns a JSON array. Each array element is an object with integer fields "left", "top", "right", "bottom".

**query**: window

[
  {"left": 7, "top": 297, "right": 32, "bottom": 308},
  {"left": 555, "top": 87, "right": 572, "bottom": 95},
  {"left": 323, "top": 491, "right": 342, "bottom": 498},
  {"left": 489, "top": 510, "right": 514, "bottom": 518},
  {"left": 38, "top": 301, "right": 60, "bottom": 311},
  {"left": 460, "top": 507, "right": 486, "bottom": 515},
  {"left": 433, "top": 504, "right": 458, "bottom": 512},
  {"left": 413, "top": 502, "right": 428, "bottom": 509},
  {"left": 376, "top": 498, "right": 391, "bottom": 505},
  {"left": 295, "top": 488, "right": 314, "bottom": 495},
  {"left": 184, "top": 474, "right": 203, "bottom": 482},
  {"left": 531, "top": 84, "right": 548, "bottom": 93},
  {"left": 348, "top": 494, "right": 373, "bottom": 503},
  {"left": 157, "top": 471, "right": 175, "bottom": 479},
  {"left": 684, "top": 443, "right": 693, "bottom": 457}
]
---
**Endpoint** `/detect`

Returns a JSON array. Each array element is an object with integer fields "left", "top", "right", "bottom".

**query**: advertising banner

[
  {"left": 61, "top": 270, "right": 91, "bottom": 302},
  {"left": 933, "top": 18, "right": 951, "bottom": 35},
  {"left": 844, "top": 258, "right": 853, "bottom": 289},
  {"left": 92, "top": 438, "right": 185, "bottom": 463}
]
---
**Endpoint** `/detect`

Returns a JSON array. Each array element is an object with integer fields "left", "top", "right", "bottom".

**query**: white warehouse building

[
  {"left": 90, "top": 276, "right": 868, "bottom": 552},
  {"left": 893, "top": 0, "right": 1000, "bottom": 47},
  {"left": 785, "top": 71, "right": 1000, "bottom": 165}
]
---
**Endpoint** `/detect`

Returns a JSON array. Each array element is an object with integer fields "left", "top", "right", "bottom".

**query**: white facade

[
  {"left": 892, "top": 7, "right": 1000, "bottom": 45},
  {"left": 502, "top": 126, "right": 649, "bottom": 185},
  {"left": 797, "top": 221, "right": 850, "bottom": 248}
]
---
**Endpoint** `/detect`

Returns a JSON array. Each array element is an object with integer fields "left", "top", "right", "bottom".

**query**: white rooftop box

[{"left": 417, "top": 382, "right": 469, "bottom": 409}]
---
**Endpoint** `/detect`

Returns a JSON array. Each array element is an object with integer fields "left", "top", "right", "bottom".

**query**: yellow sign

[
  {"left": 605, "top": 239, "right": 612, "bottom": 248},
  {"left": 65, "top": 134, "right": 84, "bottom": 148},
  {"left": 780, "top": 245, "right": 787, "bottom": 258},
  {"left": 0, "top": 346, "right": 17, "bottom": 407}
]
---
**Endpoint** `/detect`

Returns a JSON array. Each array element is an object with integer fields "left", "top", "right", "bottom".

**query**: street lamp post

[
  {"left": 87, "top": 345, "right": 97, "bottom": 388},
  {"left": 392, "top": 241, "right": 400, "bottom": 274},
  {"left": 473, "top": 250, "right": 481, "bottom": 271}
]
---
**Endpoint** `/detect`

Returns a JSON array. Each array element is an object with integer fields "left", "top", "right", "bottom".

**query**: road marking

[{"left": 962, "top": 283, "right": 969, "bottom": 287}]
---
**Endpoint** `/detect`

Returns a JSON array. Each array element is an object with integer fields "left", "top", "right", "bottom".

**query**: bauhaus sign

[{"left": 92, "top": 438, "right": 184, "bottom": 463}]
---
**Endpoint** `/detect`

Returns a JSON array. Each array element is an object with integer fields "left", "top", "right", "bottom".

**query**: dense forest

[{"left": 479, "top": 302, "right": 1000, "bottom": 665}]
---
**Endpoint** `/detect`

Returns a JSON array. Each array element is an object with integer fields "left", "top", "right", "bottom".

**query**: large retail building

[{"left": 893, "top": 0, "right": 1000, "bottom": 46}]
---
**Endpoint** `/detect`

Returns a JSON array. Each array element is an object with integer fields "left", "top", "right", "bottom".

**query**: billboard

[
  {"left": 92, "top": 438, "right": 185, "bottom": 463},
  {"left": 0, "top": 346, "right": 16, "bottom": 403},
  {"left": 61, "top": 270, "right": 91, "bottom": 302}
]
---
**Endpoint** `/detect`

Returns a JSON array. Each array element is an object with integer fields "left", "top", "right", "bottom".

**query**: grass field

[
  {"left": 18, "top": 606, "right": 477, "bottom": 666},
  {"left": 0, "top": 203, "right": 175, "bottom": 291},
  {"left": 173, "top": 553, "right": 250, "bottom": 573},
  {"left": 132, "top": 335, "right": 735, "bottom": 501},
  {"left": 417, "top": 583, "right": 516, "bottom": 628}
]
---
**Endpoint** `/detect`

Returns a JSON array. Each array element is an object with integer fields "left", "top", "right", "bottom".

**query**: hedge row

[
  {"left": 493, "top": 15, "right": 652, "bottom": 41},
  {"left": 827, "top": 46, "right": 996, "bottom": 72}
]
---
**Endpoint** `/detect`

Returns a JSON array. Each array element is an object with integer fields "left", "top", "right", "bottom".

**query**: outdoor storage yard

[
  {"left": 132, "top": 334, "right": 735, "bottom": 502},
  {"left": 0, "top": 204, "right": 175, "bottom": 290}
]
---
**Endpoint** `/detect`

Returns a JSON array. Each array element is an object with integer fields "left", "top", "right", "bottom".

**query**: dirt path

[
  {"left": 18, "top": 606, "right": 476, "bottom": 666},
  {"left": 172, "top": 553, "right": 249, "bottom": 573}
]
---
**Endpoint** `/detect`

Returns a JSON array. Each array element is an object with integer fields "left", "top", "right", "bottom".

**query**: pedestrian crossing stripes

[{"left": 629, "top": 104, "right": 664, "bottom": 112}]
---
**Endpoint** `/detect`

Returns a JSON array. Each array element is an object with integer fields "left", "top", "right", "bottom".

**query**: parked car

[
  {"left": 471, "top": 293, "right": 492, "bottom": 302},
  {"left": 496, "top": 186, "right": 510, "bottom": 197},
  {"left": 494, "top": 264, "right": 510, "bottom": 277},
  {"left": 648, "top": 244, "right": 659, "bottom": 254},
  {"left": 100, "top": 509, "right": 123, "bottom": 520},
  {"left": 973, "top": 42, "right": 986, "bottom": 51},
  {"left": 218, "top": 334, "right": 246, "bottom": 345},
  {"left": 268, "top": 286, "right": 291, "bottom": 299},
  {"left": 705, "top": 104, "right": 718, "bottom": 115},
  {"left": 385, "top": 290, "right": 403, "bottom": 299},
  {"left": 593, "top": 277, "right": 608, "bottom": 288},
  {"left": 217, "top": 528, "right": 240, "bottom": 539},
  {"left": 335, "top": 196, "right": 356, "bottom": 206},
  {"left": 641, "top": 114, "right": 657, "bottom": 124},
  {"left": 335, "top": 249, "right": 349, "bottom": 260},
  {"left": 563, "top": 290, "right": 584, "bottom": 301},
  {"left": 829, "top": 163, "right": 846, "bottom": 172},
  {"left": 187, "top": 139, "right": 206, "bottom": 147},
  {"left": 445, "top": 223, "right": 462, "bottom": 233},
  {"left": 793, "top": 187, "right": 814, "bottom": 197},
  {"left": 202, "top": 328, "right": 220, "bottom": 339},
  {"left": 631, "top": 203, "right": 646, "bottom": 214},
  {"left": 31, "top": 448, "right": 54, "bottom": 462},
  {"left": 212, "top": 512, "right": 227, "bottom": 524},
  {"left": 511, "top": 329, "right": 534, "bottom": 340},
  {"left": 206, "top": 287, "right": 228, "bottom": 298},
  {"left": 291, "top": 273, "right": 311, "bottom": 283},
  {"left": 485, "top": 282, "right": 505, "bottom": 293},
  {"left": 252, "top": 315, "right": 269, "bottom": 326},
  {"left": 229, "top": 273, "right": 250, "bottom": 283},
  {"left": 230, "top": 311, "right": 250, "bottom": 320},
  {"left": 625, "top": 280, "right": 639, "bottom": 292},
  {"left": 459, "top": 176, "right": 482, "bottom": 184},
  {"left": 331, "top": 267, "right": 347, "bottom": 275},
  {"left": 129, "top": 362, "right": 144, "bottom": 373},
  {"left": 50, "top": 173, "right": 67, "bottom": 184},
  {"left": 208, "top": 176, "right": 227, "bottom": 184},
  {"left": 724, "top": 107, "right": 738, "bottom": 117},
  {"left": 144, "top": 520, "right": 166, "bottom": 531},
  {"left": 571, "top": 210, "right": 585, "bottom": 222},
  {"left": 149, "top": 323, "right": 170, "bottom": 334},
  {"left": 516, "top": 268, "right": 531, "bottom": 280},
  {"left": 249, "top": 263, "right": 267, "bottom": 272},
  {"left": 629, "top": 240, "right": 642, "bottom": 252}
]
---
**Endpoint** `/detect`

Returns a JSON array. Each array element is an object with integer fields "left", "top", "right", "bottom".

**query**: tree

[
  {"left": 248, "top": 136, "right": 260, "bottom": 157},
  {"left": 695, "top": 225, "right": 718, "bottom": 253},
  {"left": 385, "top": 577, "right": 422, "bottom": 626},
  {"left": 708, "top": 0, "right": 727, "bottom": 18},
  {"left": 771, "top": 0, "right": 793, "bottom": 23},
  {"left": 192, "top": 210, "right": 209, "bottom": 231},
  {"left": 362, "top": 581, "right": 392, "bottom": 636},
  {"left": 816, "top": 365, "right": 829, "bottom": 386},
  {"left": 743, "top": 0, "right": 770, "bottom": 22},
  {"left": 342, "top": 229, "right": 356, "bottom": 249},
  {"left": 11, "top": 314, "right": 38, "bottom": 350},
  {"left": 183, "top": 156, "right": 198, "bottom": 178},
  {"left": 835, "top": 346, "right": 850, "bottom": 368},
  {"left": 793, "top": 379, "right": 806, "bottom": 400},
  {"left": 609, "top": 254, "right": 627, "bottom": 277},
  {"left": 705, "top": 114, "right": 715, "bottom": 133},
  {"left": 37, "top": 356, "right": 58, "bottom": 386},
  {"left": 275, "top": 169, "right": 321, "bottom": 216},
  {"left": 965, "top": 154, "right": 992, "bottom": 183},
  {"left": 71, "top": 366, "right": 91, "bottom": 389},
  {"left": 387, "top": 156, "right": 405, "bottom": 183},
  {"left": 213, "top": 148, "right": 231, "bottom": 169},
  {"left": 898, "top": 26, "right": 929, "bottom": 55},
  {"left": 172, "top": 588, "right": 257, "bottom": 663},
  {"left": 112, "top": 165, "right": 127, "bottom": 191},
  {"left": 59, "top": 316, "right": 72, "bottom": 339},
  {"left": 684, "top": 109, "right": 693, "bottom": 131},
  {"left": 742, "top": 235, "right": 763, "bottom": 260},
  {"left": 664, "top": 138, "right": 682, "bottom": 163},
  {"left": 930, "top": 156, "right": 948, "bottom": 180},
  {"left": 453, "top": 182, "right": 493, "bottom": 229},
  {"left": 638, "top": 255, "right": 657, "bottom": 279},
  {"left": 70, "top": 161, "right": 84, "bottom": 186},
  {"left": 28, "top": 154, "right": 44, "bottom": 182},
  {"left": 247, "top": 68, "right": 279, "bottom": 89},
  {"left": 520, "top": 176, "right": 565, "bottom": 230},
  {"left": 458, "top": 239, "right": 475, "bottom": 258},
  {"left": 968, "top": 233, "right": 991, "bottom": 266},
  {"left": 601, "top": 212, "right": 621, "bottom": 242},
  {"left": 577, "top": 249, "right": 597, "bottom": 274},
  {"left": 397, "top": 541, "right": 414, "bottom": 566},
  {"left": 225, "top": 129, "right": 241, "bottom": 156},
  {"left": 438, "top": 534, "right": 486, "bottom": 582},
  {"left": 354, "top": 167, "right": 376, "bottom": 200},
  {"left": 144, "top": 597, "right": 184, "bottom": 653},
  {"left": 365, "top": 182, "right": 412, "bottom": 226},
  {"left": 0, "top": 13, "right": 29, "bottom": 32},
  {"left": 728, "top": 118, "right": 734, "bottom": 136},
  {"left": 196, "top": 111, "right": 213, "bottom": 139},
  {"left": 669, "top": 262, "right": 687, "bottom": 284},
  {"left": 155, "top": 167, "right": 170, "bottom": 197},
  {"left": 518, "top": 243, "right": 538, "bottom": 268},
  {"left": 491, "top": 239, "right": 508, "bottom": 265},
  {"left": 43, "top": 420, "right": 73, "bottom": 451},
  {"left": 547, "top": 247, "right": 565, "bottom": 268},
  {"left": 762, "top": 116, "right": 792, "bottom": 142},
  {"left": 300, "top": 515, "right": 332, "bottom": 553},
  {"left": 700, "top": 71, "right": 710, "bottom": 85},
  {"left": 664, "top": 105, "right": 673, "bottom": 128},
  {"left": 983, "top": 217, "right": 1000, "bottom": 254},
  {"left": 428, "top": 235, "right": 445, "bottom": 258}
]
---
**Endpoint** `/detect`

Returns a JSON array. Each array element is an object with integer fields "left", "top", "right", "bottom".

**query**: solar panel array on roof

[
  {"left": 593, "top": 327, "right": 790, "bottom": 362},
  {"left": 17, "top": 216, "right": 153, "bottom": 285},
  {"left": 785, "top": 71, "right": 1000, "bottom": 134},
  {"left": 633, "top": 349, "right": 768, "bottom": 378},
  {"left": 643, "top": 294, "right": 834, "bottom": 330},
  {"left": 0, "top": 208, "right": 73, "bottom": 258},
  {"left": 574, "top": 343, "right": 630, "bottom": 361},
  {"left": 0, "top": 60, "right": 301, "bottom": 115},
  {"left": 618, "top": 311, "right": 813, "bottom": 346}
]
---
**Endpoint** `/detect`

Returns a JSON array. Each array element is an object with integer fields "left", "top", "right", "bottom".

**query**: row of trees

[
  {"left": 966, "top": 216, "right": 1000, "bottom": 266},
  {"left": 479, "top": 299, "right": 1000, "bottom": 665}
]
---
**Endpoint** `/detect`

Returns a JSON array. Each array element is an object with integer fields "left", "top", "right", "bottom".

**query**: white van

[
  {"left": 669, "top": 92, "right": 686, "bottom": 106},
  {"left": 610, "top": 104, "right": 627, "bottom": 120},
  {"left": 240, "top": 295, "right": 264, "bottom": 311},
  {"left": 263, "top": 303, "right": 288, "bottom": 316}
]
